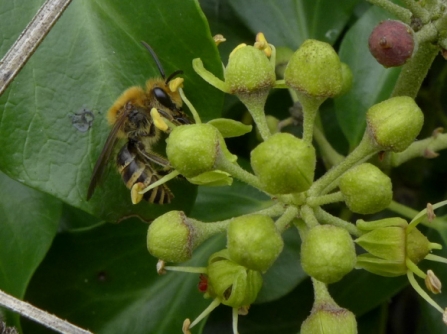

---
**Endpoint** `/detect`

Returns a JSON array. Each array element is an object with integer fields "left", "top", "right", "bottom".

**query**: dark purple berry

[{"left": 369, "top": 20, "right": 415, "bottom": 68}]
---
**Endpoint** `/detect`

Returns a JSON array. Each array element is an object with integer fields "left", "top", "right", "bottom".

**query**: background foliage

[{"left": 0, "top": 0, "right": 447, "bottom": 333}]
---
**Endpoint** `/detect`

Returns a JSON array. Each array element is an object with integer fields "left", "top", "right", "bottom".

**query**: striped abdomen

[{"left": 116, "top": 141, "right": 173, "bottom": 204}]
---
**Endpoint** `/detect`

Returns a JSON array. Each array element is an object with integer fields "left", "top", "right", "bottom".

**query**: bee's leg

[{"left": 135, "top": 141, "right": 171, "bottom": 168}]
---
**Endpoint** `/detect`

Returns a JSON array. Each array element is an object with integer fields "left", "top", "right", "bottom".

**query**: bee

[{"left": 87, "top": 42, "right": 191, "bottom": 204}]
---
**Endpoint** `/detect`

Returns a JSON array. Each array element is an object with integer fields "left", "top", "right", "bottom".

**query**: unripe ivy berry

[
  {"left": 301, "top": 225, "right": 356, "bottom": 284},
  {"left": 147, "top": 211, "right": 194, "bottom": 263},
  {"left": 284, "top": 39, "right": 343, "bottom": 98},
  {"left": 225, "top": 45, "right": 275, "bottom": 95},
  {"left": 251, "top": 133, "right": 316, "bottom": 194},
  {"left": 301, "top": 304, "right": 357, "bottom": 334},
  {"left": 366, "top": 96, "right": 423, "bottom": 152},
  {"left": 339, "top": 163, "right": 392, "bottom": 214},
  {"left": 369, "top": 20, "right": 416, "bottom": 68},
  {"left": 227, "top": 214, "right": 283, "bottom": 272},
  {"left": 166, "top": 123, "right": 235, "bottom": 178},
  {"left": 207, "top": 249, "right": 263, "bottom": 308}
]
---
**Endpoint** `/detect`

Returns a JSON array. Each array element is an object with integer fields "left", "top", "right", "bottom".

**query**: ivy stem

[
  {"left": 190, "top": 219, "right": 230, "bottom": 244},
  {"left": 385, "top": 132, "right": 447, "bottom": 167},
  {"left": 195, "top": 202, "right": 286, "bottom": 228},
  {"left": 313, "top": 126, "right": 344, "bottom": 167},
  {"left": 216, "top": 153, "right": 264, "bottom": 191},
  {"left": 391, "top": 42, "right": 439, "bottom": 98},
  {"left": 295, "top": 92, "right": 325, "bottom": 144},
  {"left": 300, "top": 205, "right": 319, "bottom": 228},
  {"left": 307, "top": 191, "right": 344, "bottom": 207},
  {"left": 238, "top": 91, "right": 271, "bottom": 141},
  {"left": 313, "top": 207, "right": 362, "bottom": 237},
  {"left": 401, "top": 0, "right": 430, "bottom": 22},
  {"left": 309, "top": 131, "right": 379, "bottom": 196},
  {"left": 275, "top": 205, "right": 299, "bottom": 233},
  {"left": 366, "top": 0, "right": 412, "bottom": 23},
  {"left": 312, "top": 278, "right": 336, "bottom": 306}
]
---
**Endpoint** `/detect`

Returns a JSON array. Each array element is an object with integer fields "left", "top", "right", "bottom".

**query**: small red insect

[{"left": 198, "top": 274, "right": 208, "bottom": 293}]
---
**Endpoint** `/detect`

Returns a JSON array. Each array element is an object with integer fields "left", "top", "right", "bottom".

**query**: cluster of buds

[{"left": 141, "top": 27, "right": 447, "bottom": 334}]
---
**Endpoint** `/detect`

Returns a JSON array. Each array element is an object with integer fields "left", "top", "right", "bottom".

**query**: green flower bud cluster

[{"left": 142, "top": 30, "right": 446, "bottom": 334}]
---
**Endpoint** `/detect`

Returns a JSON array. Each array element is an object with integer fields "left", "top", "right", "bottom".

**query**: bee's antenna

[
  {"left": 165, "top": 70, "right": 184, "bottom": 84},
  {"left": 141, "top": 41, "right": 166, "bottom": 79}
]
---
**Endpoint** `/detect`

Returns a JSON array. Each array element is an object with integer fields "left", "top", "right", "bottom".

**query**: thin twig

[
  {"left": 0, "top": 289, "right": 92, "bottom": 334},
  {"left": 0, "top": 0, "right": 73, "bottom": 96}
]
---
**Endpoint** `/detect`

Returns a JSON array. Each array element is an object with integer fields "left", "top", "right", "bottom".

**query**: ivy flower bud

[
  {"left": 339, "top": 163, "right": 392, "bottom": 214},
  {"left": 227, "top": 214, "right": 284, "bottom": 272},
  {"left": 207, "top": 249, "right": 263, "bottom": 308},
  {"left": 147, "top": 211, "right": 222, "bottom": 263},
  {"left": 166, "top": 123, "right": 236, "bottom": 178},
  {"left": 147, "top": 211, "right": 194, "bottom": 263},
  {"left": 366, "top": 96, "right": 423, "bottom": 152},
  {"left": 369, "top": 20, "right": 416, "bottom": 68},
  {"left": 301, "top": 225, "right": 356, "bottom": 284},
  {"left": 225, "top": 45, "right": 276, "bottom": 95},
  {"left": 301, "top": 304, "right": 357, "bottom": 334},
  {"left": 250, "top": 133, "right": 316, "bottom": 194},
  {"left": 284, "top": 39, "right": 343, "bottom": 98}
]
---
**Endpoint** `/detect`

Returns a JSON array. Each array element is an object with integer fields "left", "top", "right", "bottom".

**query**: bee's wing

[
  {"left": 86, "top": 108, "right": 129, "bottom": 201},
  {"left": 134, "top": 141, "right": 170, "bottom": 168}
]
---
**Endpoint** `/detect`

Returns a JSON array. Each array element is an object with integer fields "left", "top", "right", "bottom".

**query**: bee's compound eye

[{"left": 153, "top": 87, "right": 176, "bottom": 110}]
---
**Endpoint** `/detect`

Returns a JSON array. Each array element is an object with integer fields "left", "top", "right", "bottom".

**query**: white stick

[
  {"left": 0, "top": 289, "right": 93, "bottom": 334},
  {"left": 0, "top": 0, "right": 73, "bottom": 96}
]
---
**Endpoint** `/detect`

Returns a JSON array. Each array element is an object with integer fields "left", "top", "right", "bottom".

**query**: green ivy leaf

[
  {"left": 0, "top": 172, "right": 61, "bottom": 329},
  {"left": 227, "top": 0, "right": 358, "bottom": 48},
  {"left": 0, "top": 0, "right": 224, "bottom": 222},
  {"left": 335, "top": 6, "right": 401, "bottom": 148}
]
